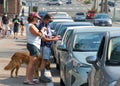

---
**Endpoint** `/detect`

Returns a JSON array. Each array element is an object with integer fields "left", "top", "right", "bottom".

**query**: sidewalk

[{"left": 0, "top": 35, "right": 54, "bottom": 86}]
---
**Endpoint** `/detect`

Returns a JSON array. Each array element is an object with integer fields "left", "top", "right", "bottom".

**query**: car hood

[
  {"left": 103, "top": 66, "right": 120, "bottom": 82},
  {"left": 72, "top": 52, "right": 97, "bottom": 64}
]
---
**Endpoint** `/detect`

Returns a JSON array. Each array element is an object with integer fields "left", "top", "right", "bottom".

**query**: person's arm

[
  {"left": 42, "top": 35, "right": 60, "bottom": 42},
  {"left": 29, "top": 24, "right": 43, "bottom": 37},
  {"left": 30, "top": 25, "right": 60, "bottom": 41}
]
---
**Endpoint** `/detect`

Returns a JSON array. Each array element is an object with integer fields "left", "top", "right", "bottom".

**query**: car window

[
  {"left": 106, "top": 37, "right": 120, "bottom": 65},
  {"left": 63, "top": 29, "right": 73, "bottom": 44},
  {"left": 97, "top": 36, "right": 105, "bottom": 59},
  {"left": 76, "top": 13, "right": 84, "bottom": 15},
  {"left": 73, "top": 32, "right": 105, "bottom": 51},
  {"left": 95, "top": 14, "right": 109, "bottom": 19},
  {"left": 58, "top": 26, "right": 67, "bottom": 37}
]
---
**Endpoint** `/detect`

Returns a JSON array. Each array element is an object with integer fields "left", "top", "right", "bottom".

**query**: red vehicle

[{"left": 86, "top": 10, "right": 95, "bottom": 19}]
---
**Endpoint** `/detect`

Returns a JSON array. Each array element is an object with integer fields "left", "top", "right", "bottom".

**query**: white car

[
  {"left": 74, "top": 12, "right": 86, "bottom": 21},
  {"left": 46, "top": 0, "right": 62, "bottom": 5}
]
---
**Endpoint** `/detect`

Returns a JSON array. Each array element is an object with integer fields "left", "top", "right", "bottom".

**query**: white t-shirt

[{"left": 26, "top": 23, "right": 41, "bottom": 49}]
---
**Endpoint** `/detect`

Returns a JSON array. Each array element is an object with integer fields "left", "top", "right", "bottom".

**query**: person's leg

[
  {"left": 24, "top": 44, "right": 40, "bottom": 84},
  {"left": 21, "top": 26, "right": 24, "bottom": 36},
  {"left": 5, "top": 24, "right": 8, "bottom": 36},
  {"left": 27, "top": 56, "right": 37, "bottom": 82},
  {"left": 39, "top": 46, "right": 51, "bottom": 82}
]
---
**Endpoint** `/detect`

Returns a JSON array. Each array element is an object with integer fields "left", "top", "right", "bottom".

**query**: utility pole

[
  {"left": 3, "top": 0, "right": 7, "bottom": 13},
  {"left": 113, "top": 0, "right": 116, "bottom": 21},
  {"left": 104, "top": 0, "right": 108, "bottom": 13}
]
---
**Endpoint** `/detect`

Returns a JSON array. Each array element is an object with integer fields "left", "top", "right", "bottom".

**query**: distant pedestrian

[
  {"left": 20, "top": 17, "right": 25, "bottom": 36},
  {"left": 12, "top": 15, "right": 20, "bottom": 39},
  {"left": 1, "top": 13, "right": 9, "bottom": 38}
]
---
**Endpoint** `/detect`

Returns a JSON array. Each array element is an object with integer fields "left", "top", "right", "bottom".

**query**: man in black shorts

[{"left": 12, "top": 15, "right": 20, "bottom": 39}]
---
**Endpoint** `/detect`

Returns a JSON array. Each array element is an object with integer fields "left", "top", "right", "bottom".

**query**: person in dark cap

[
  {"left": 24, "top": 12, "right": 60, "bottom": 85},
  {"left": 1, "top": 13, "right": 9, "bottom": 38},
  {"left": 38, "top": 13, "right": 54, "bottom": 83}
]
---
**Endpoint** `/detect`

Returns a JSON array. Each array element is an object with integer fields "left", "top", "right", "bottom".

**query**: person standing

[
  {"left": 38, "top": 14, "right": 54, "bottom": 83},
  {"left": 24, "top": 12, "right": 60, "bottom": 85},
  {"left": 1, "top": 13, "right": 9, "bottom": 38},
  {"left": 12, "top": 15, "right": 20, "bottom": 39},
  {"left": 20, "top": 17, "right": 25, "bottom": 36}
]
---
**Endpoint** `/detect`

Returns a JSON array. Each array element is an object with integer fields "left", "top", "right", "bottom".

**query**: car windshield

[
  {"left": 106, "top": 36, "right": 120, "bottom": 65},
  {"left": 95, "top": 14, "right": 110, "bottom": 19},
  {"left": 88, "top": 11, "right": 95, "bottom": 13},
  {"left": 76, "top": 13, "right": 84, "bottom": 15},
  {"left": 73, "top": 32, "right": 105, "bottom": 51}
]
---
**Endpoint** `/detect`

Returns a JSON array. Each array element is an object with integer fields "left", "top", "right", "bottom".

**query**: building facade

[{"left": 0, "top": 0, "right": 21, "bottom": 18}]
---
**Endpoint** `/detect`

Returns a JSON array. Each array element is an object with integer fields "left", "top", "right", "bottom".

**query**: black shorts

[
  {"left": 27, "top": 43, "right": 41, "bottom": 57},
  {"left": 13, "top": 26, "right": 19, "bottom": 33}
]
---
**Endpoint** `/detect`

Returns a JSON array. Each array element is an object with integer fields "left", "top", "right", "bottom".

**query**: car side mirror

[
  {"left": 86, "top": 56, "right": 97, "bottom": 64},
  {"left": 86, "top": 56, "right": 99, "bottom": 70},
  {"left": 57, "top": 44, "right": 67, "bottom": 51}
]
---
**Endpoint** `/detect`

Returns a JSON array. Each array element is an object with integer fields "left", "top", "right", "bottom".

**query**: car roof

[
  {"left": 52, "top": 19, "right": 74, "bottom": 22},
  {"left": 52, "top": 15, "right": 72, "bottom": 19},
  {"left": 69, "top": 26, "right": 120, "bottom": 33},
  {"left": 95, "top": 13, "right": 109, "bottom": 15},
  {"left": 60, "top": 22, "right": 94, "bottom": 26}
]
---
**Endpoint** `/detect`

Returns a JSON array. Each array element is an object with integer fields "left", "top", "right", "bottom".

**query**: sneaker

[{"left": 39, "top": 76, "right": 51, "bottom": 83}]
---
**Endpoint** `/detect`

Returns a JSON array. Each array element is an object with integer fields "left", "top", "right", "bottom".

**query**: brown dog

[{"left": 4, "top": 52, "right": 51, "bottom": 79}]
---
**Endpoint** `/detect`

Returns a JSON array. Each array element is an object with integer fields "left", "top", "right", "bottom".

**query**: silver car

[
  {"left": 52, "top": 22, "right": 93, "bottom": 69},
  {"left": 57, "top": 27, "right": 112, "bottom": 86},
  {"left": 86, "top": 27, "right": 120, "bottom": 86},
  {"left": 93, "top": 13, "right": 112, "bottom": 26}
]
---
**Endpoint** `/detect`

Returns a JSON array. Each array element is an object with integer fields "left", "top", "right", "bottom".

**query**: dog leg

[
  {"left": 15, "top": 67, "right": 20, "bottom": 77},
  {"left": 11, "top": 67, "right": 15, "bottom": 78}
]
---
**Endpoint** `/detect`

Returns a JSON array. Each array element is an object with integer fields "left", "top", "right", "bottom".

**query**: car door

[
  {"left": 93, "top": 35, "right": 106, "bottom": 86},
  {"left": 59, "top": 29, "right": 73, "bottom": 82}
]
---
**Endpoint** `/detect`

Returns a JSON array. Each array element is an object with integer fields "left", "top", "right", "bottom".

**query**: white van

[{"left": 46, "top": 0, "right": 62, "bottom": 5}]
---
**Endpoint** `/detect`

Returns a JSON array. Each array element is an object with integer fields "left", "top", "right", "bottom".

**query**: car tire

[
  {"left": 60, "top": 78, "right": 65, "bottom": 86},
  {"left": 56, "top": 63, "right": 60, "bottom": 70}
]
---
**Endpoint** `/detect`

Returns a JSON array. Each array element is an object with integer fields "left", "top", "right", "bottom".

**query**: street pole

[
  {"left": 30, "top": 0, "right": 33, "bottom": 13},
  {"left": 3, "top": 0, "right": 6, "bottom": 13},
  {"left": 113, "top": 0, "right": 116, "bottom": 21}
]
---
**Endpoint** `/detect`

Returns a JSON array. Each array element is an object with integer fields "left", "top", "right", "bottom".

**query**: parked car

[
  {"left": 38, "top": 11, "right": 48, "bottom": 19},
  {"left": 51, "top": 12, "right": 70, "bottom": 17},
  {"left": 49, "top": 19, "right": 74, "bottom": 33},
  {"left": 108, "top": 1, "right": 116, "bottom": 7},
  {"left": 86, "top": 27, "right": 120, "bottom": 86},
  {"left": 57, "top": 26, "right": 110, "bottom": 86},
  {"left": 93, "top": 13, "right": 112, "bottom": 26},
  {"left": 86, "top": 10, "right": 95, "bottom": 19},
  {"left": 46, "top": 0, "right": 62, "bottom": 5},
  {"left": 66, "top": 0, "right": 72, "bottom": 4},
  {"left": 52, "top": 22, "right": 94, "bottom": 69},
  {"left": 74, "top": 12, "right": 86, "bottom": 21}
]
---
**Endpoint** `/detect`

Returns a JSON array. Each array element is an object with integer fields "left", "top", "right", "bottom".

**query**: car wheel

[
  {"left": 57, "top": 3, "right": 60, "bottom": 5},
  {"left": 56, "top": 63, "right": 60, "bottom": 70},
  {"left": 60, "top": 78, "right": 65, "bottom": 86}
]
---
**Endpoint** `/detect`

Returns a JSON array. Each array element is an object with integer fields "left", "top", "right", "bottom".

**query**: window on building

[{"left": 0, "top": 0, "right": 3, "bottom": 4}]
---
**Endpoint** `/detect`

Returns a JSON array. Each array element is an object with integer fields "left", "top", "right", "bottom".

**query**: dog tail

[{"left": 4, "top": 60, "right": 15, "bottom": 70}]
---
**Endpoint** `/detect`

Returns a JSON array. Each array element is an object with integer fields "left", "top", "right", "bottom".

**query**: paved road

[{"left": 0, "top": 35, "right": 54, "bottom": 86}]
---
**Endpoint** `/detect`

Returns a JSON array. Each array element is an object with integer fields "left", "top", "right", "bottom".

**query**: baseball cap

[{"left": 30, "top": 12, "right": 41, "bottom": 20}]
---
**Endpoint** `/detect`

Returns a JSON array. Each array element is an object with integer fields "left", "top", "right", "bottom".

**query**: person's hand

[
  {"left": 41, "top": 27, "right": 46, "bottom": 34},
  {"left": 53, "top": 35, "right": 61, "bottom": 41}
]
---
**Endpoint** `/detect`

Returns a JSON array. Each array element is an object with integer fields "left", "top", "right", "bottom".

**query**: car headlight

[
  {"left": 94, "top": 20, "right": 99, "bottom": 23},
  {"left": 109, "top": 81, "right": 117, "bottom": 86},
  {"left": 108, "top": 19, "right": 112, "bottom": 24}
]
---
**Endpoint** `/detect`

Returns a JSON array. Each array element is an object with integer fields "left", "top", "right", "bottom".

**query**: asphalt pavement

[{"left": 0, "top": 34, "right": 54, "bottom": 86}]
